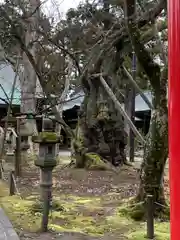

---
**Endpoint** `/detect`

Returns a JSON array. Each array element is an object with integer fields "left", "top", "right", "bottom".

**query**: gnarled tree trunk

[
  {"left": 137, "top": 82, "right": 168, "bottom": 207},
  {"left": 124, "top": 0, "right": 168, "bottom": 216},
  {"left": 74, "top": 76, "right": 127, "bottom": 168}
]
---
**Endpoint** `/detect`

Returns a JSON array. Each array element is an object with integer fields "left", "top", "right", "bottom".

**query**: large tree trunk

[
  {"left": 73, "top": 0, "right": 126, "bottom": 168},
  {"left": 137, "top": 80, "right": 168, "bottom": 211},
  {"left": 74, "top": 77, "right": 127, "bottom": 168},
  {"left": 19, "top": 0, "right": 40, "bottom": 154},
  {"left": 124, "top": 0, "right": 168, "bottom": 217}
]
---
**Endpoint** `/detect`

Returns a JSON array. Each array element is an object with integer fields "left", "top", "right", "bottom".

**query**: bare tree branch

[{"left": 38, "top": 31, "right": 81, "bottom": 75}]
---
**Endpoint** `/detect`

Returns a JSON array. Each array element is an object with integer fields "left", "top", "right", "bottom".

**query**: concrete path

[{"left": 0, "top": 208, "right": 19, "bottom": 239}]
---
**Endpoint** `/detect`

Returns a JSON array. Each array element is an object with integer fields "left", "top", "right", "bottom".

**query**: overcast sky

[
  {"left": 58, "top": 0, "right": 80, "bottom": 12},
  {"left": 44, "top": 0, "right": 82, "bottom": 17},
  {"left": 0, "top": 0, "right": 82, "bottom": 17}
]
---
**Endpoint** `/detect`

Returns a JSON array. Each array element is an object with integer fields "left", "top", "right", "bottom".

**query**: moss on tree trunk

[
  {"left": 136, "top": 85, "right": 168, "bottom": 219},
  {"left": 73, "top": 77, "right": 127, "bottom": 168},
  {"left": 123, "top": 0, "right": 168, "bottom": 219}
]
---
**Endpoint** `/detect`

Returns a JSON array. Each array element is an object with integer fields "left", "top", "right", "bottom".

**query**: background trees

[{"left": 0, "top": 0, "right": 167, "bottom": 213}]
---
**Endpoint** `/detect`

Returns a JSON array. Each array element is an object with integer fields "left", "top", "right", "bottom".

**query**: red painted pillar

[{"left": 168, "top": 1, "right": 180, "bottom": 239}]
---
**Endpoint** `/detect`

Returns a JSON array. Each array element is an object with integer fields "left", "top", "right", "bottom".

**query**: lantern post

[
  {"left": 32, "top": 117, "right": 61, "bottom": 232},
  {"left": 168, "top": 1, "right": 180, "bottom": 239}
]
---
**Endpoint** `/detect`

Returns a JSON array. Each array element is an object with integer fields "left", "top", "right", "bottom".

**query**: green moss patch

[
  {"left": 84, "top": 153, "right": 110, "bottom": 170},
  {"left": 118, "top": 199, "right": 170, "bottom": 222},
  {"left": 0, "top": 181, "right": 170, "bottom": 239},
  {"left": 71, "top": 195, "right": 101, "bottom": 204},
  {"left": 0, "top": 181, "right": 9, "bottom": 197},
  {"left": 31, "top": 199, "right": 65, "bottom": 213},
  {"left": 0, "top": 186, "right": 129, "bottom": 236},
  {"left": 119, "top": 202, "right": 146, "bottom": 221},
  {"left": 126, "top": 222, "right": 170, "bottom": 240},
  {"left": 32, "top": 132, "right": 60, "bottom": 143},
  {"left": 0, "top": 195, "right": 41, "bottom": 232}
]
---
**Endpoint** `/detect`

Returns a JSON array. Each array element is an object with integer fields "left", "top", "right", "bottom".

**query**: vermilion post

[{"left": 168, "top": 1, "right": 180, "bottom": 239}]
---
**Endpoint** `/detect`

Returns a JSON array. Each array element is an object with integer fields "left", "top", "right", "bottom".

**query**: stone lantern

[
  {"left": 33, "top": 131, "right": 59, "bottom": 168},
  {"left": 6, "top": 128, "right": 17, "bottom": 156},
  {"left": 32, "top": 117, "right": 62, "bottom": 232},
  {"left": 2, "top": 115, "right": 17, "bottom": 156},
  {"left": 18, "top": 113, "right": 35, "bottom": 151}
]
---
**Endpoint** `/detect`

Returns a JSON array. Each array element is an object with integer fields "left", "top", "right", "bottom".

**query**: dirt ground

[{"left": 0, "top": 155, "right": 170, "bottom": 240}]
